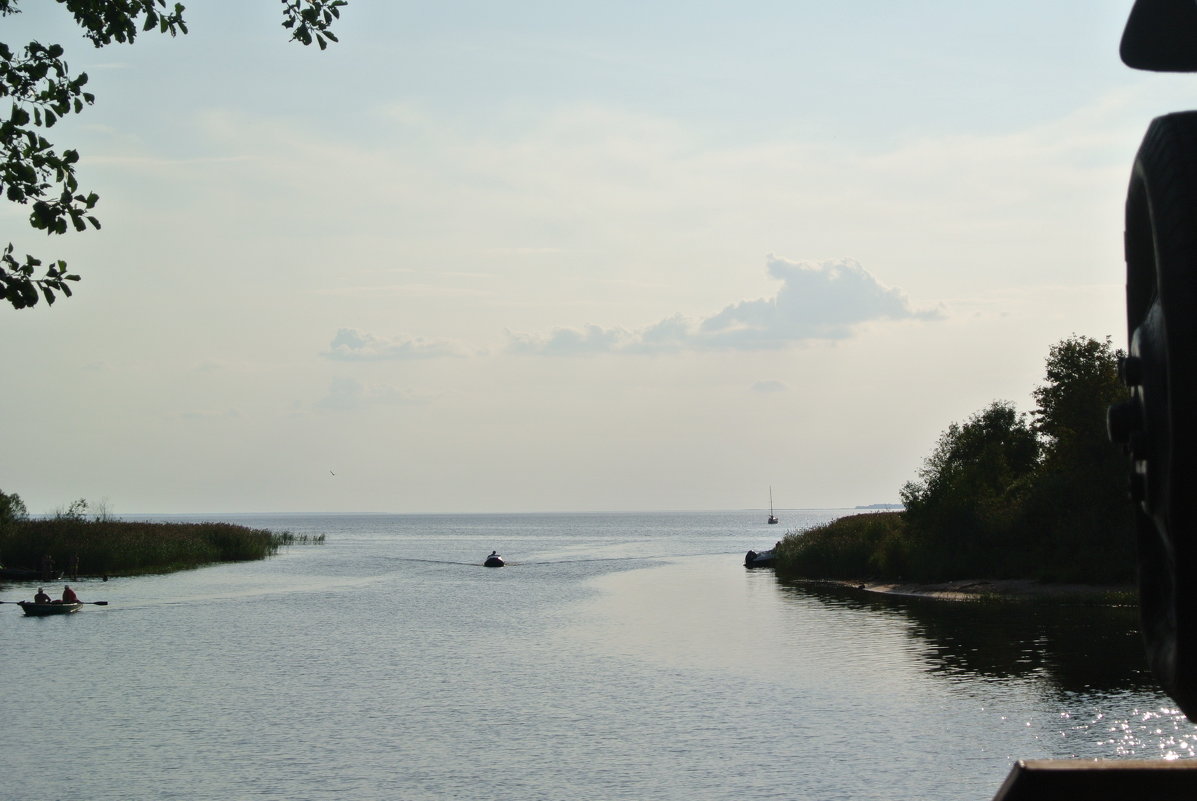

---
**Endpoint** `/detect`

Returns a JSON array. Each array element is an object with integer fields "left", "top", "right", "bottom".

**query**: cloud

[
  {"left": 508, "top": 256, "right": 944, "bottom": 356},
  {"left": 507, "top": 324, "right": 629, "bottom": 356},
  {"left": 699, "top": 256, "right": 944, "bottom": 347},
  {"left": 314, "top": 377, "right": 420, "bottom": 411},
  {"left": 322, "top": 328, "right": 466, "bottom": 361},
  {"left": 329, "top": 258, "right": 942, "bottom": 361}
]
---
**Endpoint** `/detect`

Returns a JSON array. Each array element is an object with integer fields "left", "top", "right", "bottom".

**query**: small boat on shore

[
  {"left": 0, "top": 567, "right": 62, "bottom": 581},
  {"left": 744, "top": 548, "right": 776, "bottom": 568},
  {"left": 484, "top": 552, "right": 505, "bottom": 568},
  {"left": 17, "top": 601, "right": 83, "bottom": 616}
]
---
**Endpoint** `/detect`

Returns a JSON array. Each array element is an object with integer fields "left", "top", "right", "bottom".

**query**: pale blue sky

[{"left": 1, "top": 1, "right": 1187, "bottom": 514}]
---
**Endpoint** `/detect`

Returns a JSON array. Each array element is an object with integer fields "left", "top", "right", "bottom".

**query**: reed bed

[
  {"left": 0, "top": 519, "right": 323, "bottom": 577},
  {"left": 774, "top": 512, "right": 907, "bottom": 581},
  {"left": 773, "top": 510, "right": 1136, "bottom": 591}
]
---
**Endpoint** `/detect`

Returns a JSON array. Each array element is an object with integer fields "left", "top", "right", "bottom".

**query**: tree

[
  {"left": 1032, "top": 334, "right": 1127, "bottom": 462},
  {"left": 0, "top": 488, "right": 28, "bottom": 524},
  {"left": 0, "top": 489, "right": 28, "bottom": 556},
  {"left": 1021, "top": 334, "right": 1134, "bottom": 581},
  {"left": 0, "top": 0, "right": 348, "bottom": 309},
  {"left": 901, "top": 401, "right": 1039, "bottom": 516},
  {"left": 900, "top": 400, "right": 1039, "bottom": 578}
]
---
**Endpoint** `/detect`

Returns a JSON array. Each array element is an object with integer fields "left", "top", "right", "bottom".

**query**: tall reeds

[
  {"left": 774, "top": 512, "right": 907, "bottom": 581},
  {"left": 0, "top": 519, "right": 322, "bottom": 577}
]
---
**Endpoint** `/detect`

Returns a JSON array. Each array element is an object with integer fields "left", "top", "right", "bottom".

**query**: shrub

[{"left": 774, "top": 513, "right": 907, "bottom": 581}]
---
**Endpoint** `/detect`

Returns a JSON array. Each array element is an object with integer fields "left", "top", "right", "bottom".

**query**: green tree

[
  {"left": 778, "top": 335, "right": 1137, "bottom": 585},
  {"left": 1022, "top": 335, "right": 1134, "bottom": 581},
  {"left": 0, "top": 0, "right": 348, "bottom": 309},
  {"left": 0, "top": 488, "right": 28, "bottom": 524},
  {"left": 901, "top": 401, "right": 1039, "bottom": 517},
  {"left": 1032, "top": 335, "right": 1127, "bottom": 463},
  {"left": 0, "top": 488, "right": 28, "bottom": 564},
  {"left": 900, "top": 400, "right": 1039, "bottom": 579}
]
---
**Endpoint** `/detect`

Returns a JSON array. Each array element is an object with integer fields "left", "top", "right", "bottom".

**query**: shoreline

[{"left": 802, "top": 577, "right": 1136, "bottom": 604}]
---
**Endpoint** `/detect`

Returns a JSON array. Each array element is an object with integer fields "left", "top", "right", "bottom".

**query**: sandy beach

[{"left": 813, "top": 578, "right": 1136, "bottom": 603}]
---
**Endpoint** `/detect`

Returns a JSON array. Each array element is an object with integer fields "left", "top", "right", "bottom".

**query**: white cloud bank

[{"left": 509, "top": 256, "right": 944, "bottom": 356}]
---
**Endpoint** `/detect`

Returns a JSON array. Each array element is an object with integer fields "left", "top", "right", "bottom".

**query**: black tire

[{"left": 1122, "top": 110, "right": 1197, "bottom": 719}]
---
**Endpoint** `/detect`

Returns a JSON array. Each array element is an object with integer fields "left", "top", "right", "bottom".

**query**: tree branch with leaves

[{"left": 0, "top": 0, "right": 348, "bottom": 309}]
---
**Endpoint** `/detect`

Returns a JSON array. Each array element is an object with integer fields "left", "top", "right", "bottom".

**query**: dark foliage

[
  {"left": 777, "top": 335, "right": 1136, "bottom": 585},
  {"left": 0, "top": 0, "right": 348, "bottom": 309},
  {"left": 0, "top": 516, "right": 298, "bottom": 576}
]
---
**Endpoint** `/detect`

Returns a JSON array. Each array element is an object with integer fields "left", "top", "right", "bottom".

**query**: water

[{"left": 1, "top": 510, "right": 1191, "bottom": 801}]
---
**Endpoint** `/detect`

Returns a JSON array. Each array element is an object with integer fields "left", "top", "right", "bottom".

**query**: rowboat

[
  {"left": 0, "top": 567, "right": 62, "bottom": 581},
  {"left": 17, "top": 601, "right": 83, "bottom": 616}
]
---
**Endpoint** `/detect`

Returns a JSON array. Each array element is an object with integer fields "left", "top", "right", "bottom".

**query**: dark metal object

[
  {"left": 1109, "top": 0, "right": 1197, "bottom": 724},
  {"left": 1121, "top": 0, "right": 1197, "bottom": 71},
  {"left": 1111, "top": 110, "right": 1197, "bottom": 720},
  {"left": 987, "top": 4, "right": 1197, "bottom": 795},
  {"left": 992, "top": 760, "right": 1197, "bottom": 801}
]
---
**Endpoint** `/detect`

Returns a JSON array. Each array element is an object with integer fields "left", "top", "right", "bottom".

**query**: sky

[{"left": 0, "top": 0, "right": 1191, "bottom": 515}]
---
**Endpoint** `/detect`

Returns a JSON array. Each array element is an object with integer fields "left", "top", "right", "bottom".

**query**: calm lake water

[{"left": 1, "top": 510, "right": 1192, "bottom": 801}]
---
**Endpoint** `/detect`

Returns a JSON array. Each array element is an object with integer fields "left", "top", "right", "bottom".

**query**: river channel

[{"left": 1, "top": 510, "right": 1189, "bottom": 800}]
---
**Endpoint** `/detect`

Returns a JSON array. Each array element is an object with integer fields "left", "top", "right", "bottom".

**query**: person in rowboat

[
  {"left": 61, "top": 585, "right": 78, "bottom": 604},
  {"left": 34, "top": 587, "right": 50, "bottom": 604}
]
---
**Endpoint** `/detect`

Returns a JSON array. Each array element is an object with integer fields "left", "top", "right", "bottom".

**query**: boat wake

[{"left": 390, "top": 551, "right": 742, "bottom": 568}]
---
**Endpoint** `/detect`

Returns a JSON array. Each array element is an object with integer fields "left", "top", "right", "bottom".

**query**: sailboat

[{"left": 768, "top": 487, "right": 779, "bottom": 524}]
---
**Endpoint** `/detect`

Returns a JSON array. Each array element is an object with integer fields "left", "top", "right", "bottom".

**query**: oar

[{"left": 0, "top": 600, "right": 108, "bottom": 605}]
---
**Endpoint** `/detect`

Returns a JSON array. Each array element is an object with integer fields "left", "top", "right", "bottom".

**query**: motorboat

[
  {"left": 484, "top": 552, "right": 505, "bottom": 567},
  {"left": 744, "top": 548, "right": 776, "bottom": 568}
]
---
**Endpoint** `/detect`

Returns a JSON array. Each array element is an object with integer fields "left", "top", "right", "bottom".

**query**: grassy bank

[
  {"left": 773, "top": 512, "right": 908, "bottom": 581},
  {"left": 0, "top": 518, "right": 323, "bottom": 577},
  {"left": 772, "top": 511, "right": 1135, "bottom": 587}
]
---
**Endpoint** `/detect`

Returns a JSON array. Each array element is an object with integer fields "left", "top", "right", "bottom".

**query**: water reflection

[{"left": 777, "top": 580, "right": 1157, "bottom": 695}]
